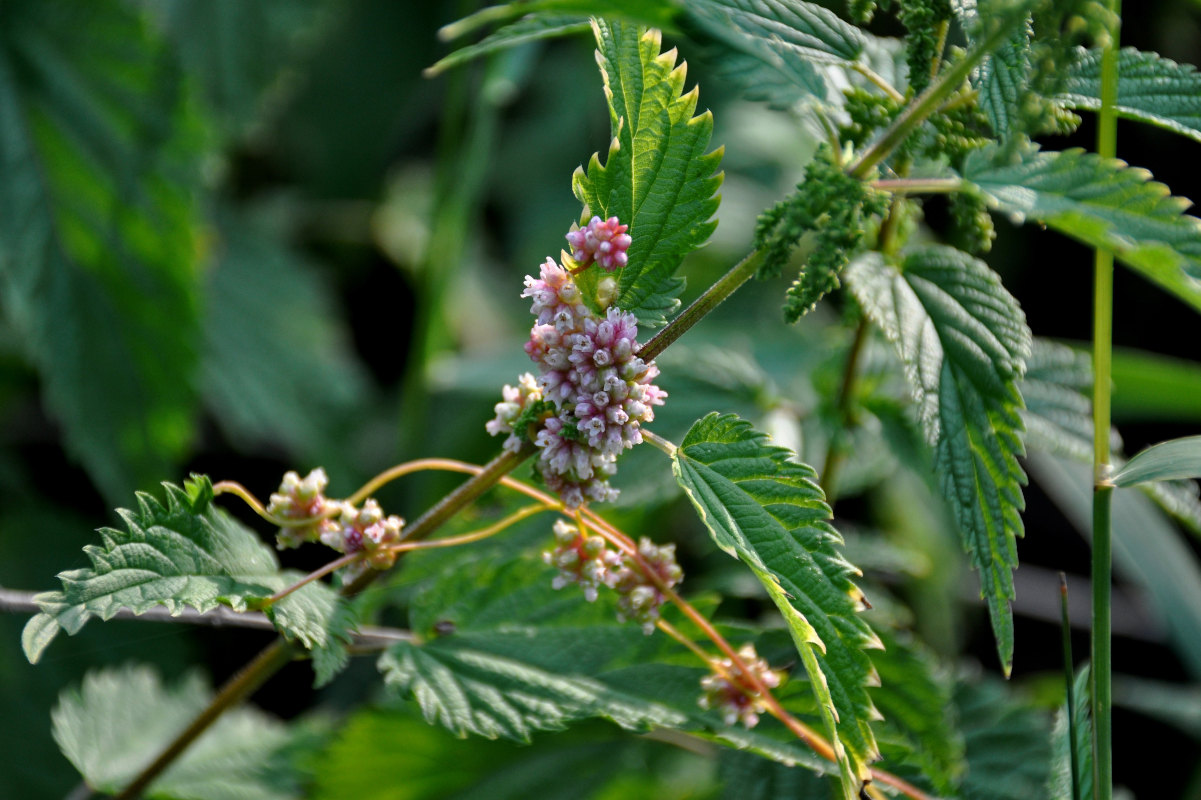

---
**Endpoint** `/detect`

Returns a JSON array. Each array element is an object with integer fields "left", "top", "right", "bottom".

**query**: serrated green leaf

[
  {"left": 427, "top": 14, "right": 592, "bottom": 77},
  {"left": 719, "top": 748, "right": 832, "bottom": 799},
  {"left": 846, "top": 246, "right": 1030, "bottom": 674},
  {"left": 21, "top": 474, "right": 352, "bottom": 667},
  {"left": 963, "top": 144, "right": 1201, "bottom": 313},
  {"left": 672, "top": 412, "right": 881, "bottom": 776},
  {"left": 870, "top": 631, "right": 963, "bottom": 795},
  {"left": 955, "top": 679, "right": 1052, "bottom": 800},
  {"left": 0, "top": 1, "right": 207, "bottom": 502},
  {"left": 1048, "top": 666, "right": 1093, "bottom": 800},
  {"left": 1021, "top": 339, "right": 1201, "bottom": 536},
  {"left": 1111, "top": 436, "right": 1201, "bottom": 487},
  {"left": 1058, "top": 47, "right": 1201, "bottom": 143},
  {"left": 378, "top": 550, "right": 833, "bottom": 774},
  {"left": 971, "top": 17, "right": 1032, "bottom": 136},
  {"left": 52, "top": 664, "right": 299, "bottom": 799},
  {"left": 201, "top": 211, "right": 373, "bottom": 464},
  {"left": 572, "top": 21, "right": 723, "bottom": 327}
]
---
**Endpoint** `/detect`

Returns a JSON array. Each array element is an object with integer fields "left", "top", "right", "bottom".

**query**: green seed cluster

[{"left": 754, "top": 146, "right": 889, "bottom": 323}]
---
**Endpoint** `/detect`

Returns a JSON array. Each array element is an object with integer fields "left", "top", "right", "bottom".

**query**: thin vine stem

[
  {"left": 1091, "top": 5, "right": 1121, "bottom": 799},
  {"left": 212, "top": 480, "right": 337, "bottom": 529}
]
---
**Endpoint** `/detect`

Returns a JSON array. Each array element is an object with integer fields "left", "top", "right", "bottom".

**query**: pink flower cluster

[
  {"left": 566, "top": 215, "right": 632, "bottom": 271},
  {"left": 505, "top": 255, "right": 665, "bottom": 508},
  {"left": 267, "top": 468, "right": 404, "bottom": 572},
  {"left": 542, "top": 520, "right": 683, "bottom": 634},
  {"left": 698, "top": 644, "right": 783, "bottom": 729}
]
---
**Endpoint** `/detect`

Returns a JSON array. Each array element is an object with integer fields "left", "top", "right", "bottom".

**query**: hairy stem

[
  {"left": 1091, "top": 5, "right": 1121, "bottom": 799},
  {"left": 848, "top": 7, "right": 1031, "bottom": 179},
  {"left": 639, "top": 249, "right": 764, "bottom": 362}
]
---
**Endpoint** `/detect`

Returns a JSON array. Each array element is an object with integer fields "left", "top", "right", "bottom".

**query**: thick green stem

[
  {"left": 1091, "top": 6, "right": 1121, "bottom": 799},
  {"left": 848, "top": 7, "right": 1031, "bottom": 179},
  {"left": 639, "top": 249, "right": 763, "bottom": 362}
]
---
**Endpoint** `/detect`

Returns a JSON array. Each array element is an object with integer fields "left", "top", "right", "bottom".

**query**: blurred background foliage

[{"left": 4, "top": 0, "right": 1201, "bottom": 797}]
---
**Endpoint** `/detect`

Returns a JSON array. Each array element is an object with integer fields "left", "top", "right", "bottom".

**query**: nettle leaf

[
  {"left": 955, "top": 679, "right": 1052, "bottom": 800},
  {"left": 1058, "top": 47, "right": 1201, "bottom": 144},
  {"left": 1048, "top": 666, "right": 1093, "bottom": 800},
  {"left": 846, "top": 246, "right": 1030, "bottom": 674},
  {"left": 1021, "top": 339, "right": 1201, "bottom": 535},
  {"left": 21, "top": 475, "right": 353, "bottom": 674},
  {"left": 870, "top": 631, "right": 963, "bottom": 795},
  {"left": 378, "top": 551, "right": 832, "bottom": 774},
  {"left": 963, "top": 144, "right": 1201, "bottom": 313},
  {"left": 672, "top": 412, "right": 881, "bottom": 777},
  {"left": 679, "top": 0, "right": 865, "bottom": 108},
  {"left": 0, "top": 2, "right": 206, "bottom": 503},
  {"left": 53, "top": 664, "right": 298, "bottom": 799},
  {"left": 972, "top": 18, "right": 1032, "bottom": 136},
  {"left": 572, "top": 20, "right": 723, "bottom": 328},
  {"left": 426, "top": 14, "right": 592, "bottom": 77},
  {"left": 202, "top": 211, "right": 373, "bottom": 466}
]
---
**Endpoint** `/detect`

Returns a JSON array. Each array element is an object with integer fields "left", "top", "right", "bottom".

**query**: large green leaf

[
  {"left": 846, "top": 246, "right": 1030, "bottom": 674},
  {"left": 0, "top": 1, "right": 207, "bottom": 502},
  {"left": 672, "top": 412, "right": 880, "bottom": 778},
  {"left": 377, "top": 548, "right": 835, "bottom": 775},
  {"left": 21, "top": 475, "right": 352, "bottom": 674},
  {"left": 572, "top": 20, "right": 723, "bottom": 327},
  {"left": 963, "top": 144, "right": 1201, "bottom": 313},
  {"left": 971, "top": 18, "right": 1032, "bottom": 136},
  {"left": 954, "top": 679, "right": 1052, "bottom": 800},
  {"left": 201, "top": 211, "right": 373, "bottom": 467},
  {"left": 52, "top": 664, "right": 299, "bottom": 799},
  {"left": 1058, "top": 47, "right": 1201, "bottom": 143}
]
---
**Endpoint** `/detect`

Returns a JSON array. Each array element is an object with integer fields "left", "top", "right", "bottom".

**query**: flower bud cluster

[
  {"left": 497, "top": 254, "right": 664, "bottom": 508},
  {"left": 320, "top": 499, "right": 405, "bottom": 570},
  {"left": 566, "top": 215, "right": 632, "bottom": 271},
  {"left": 542, "top": 519, "right": 620, "bottom": 602},
  {"left": 485, "top": 373, "right": 543, "bottom": 453},
  {"left": 267, "top": 469, "right": 404, "bottom": 571},
  {"left": 612, "top": 537, "right": 683, "bottom": 634},
  {"left": 698, "top": 644, "right": 783, "bottom": 729},
  {"left": 543, "top": 523, "right": 683, "bottom": 634},
  {"left": 268, "top": 468, "right": 335, "bottom": 550}
]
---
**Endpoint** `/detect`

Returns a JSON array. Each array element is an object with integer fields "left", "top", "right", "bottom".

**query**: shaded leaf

[
  {"left": 1058, "top": 47, "right": 1201, "bottom": 143},
  {"left": 427, "top": 14, "right": 592, "bottom": 77},
  {"left": 672, "top": 412, "right": 880, "bottom": 776},
  {"left": 1048, "top": 666, "right": 1092, "bottom": 800},
  {"left": 1112, "top": 435, "right": 1201, "bottom": 487},
  {"left": 955, "top": 678, "right": 1052, "bottom": 800},
  {"left": 963, "top": 144, "right": 1201, "bottom": 313},
  {"left": 572, "top": 21, "right": 723, "bottom": 327},
  {"left": 52, "top": 664, "right": 299, "bottom": 799},
  {"left": 846, "top": 246, "right": 1030, "bottom": 674},
  {"left": 0, "top": 1, "right": 207, "bottom": 502}
]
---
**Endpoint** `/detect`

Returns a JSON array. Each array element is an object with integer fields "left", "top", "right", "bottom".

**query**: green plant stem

[
  {"left": 872, "top": 178, "right": 962, "bottom": 195},
  {"left": 639, "top": 249, "right": 764, "bottom": 361},
  {"left": 113, "top": 640, "right": 296, "bottom": 800},
  {"left": 848, "top": 6, "right": 1030, "bottom": 179},
  {"left": 1091, "top": 5, "right": 1120, "bottom": 800},
  {"left": 1060, "top": 573, "right": 1082, "bottom": 800},
  {"left": 821, "top": 318, "right": 869, "bottom": 506}
]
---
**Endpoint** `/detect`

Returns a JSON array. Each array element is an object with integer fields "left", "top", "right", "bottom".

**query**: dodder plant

[{"left": 8, "top": 0, "right": 1201, "bottom": 798}]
